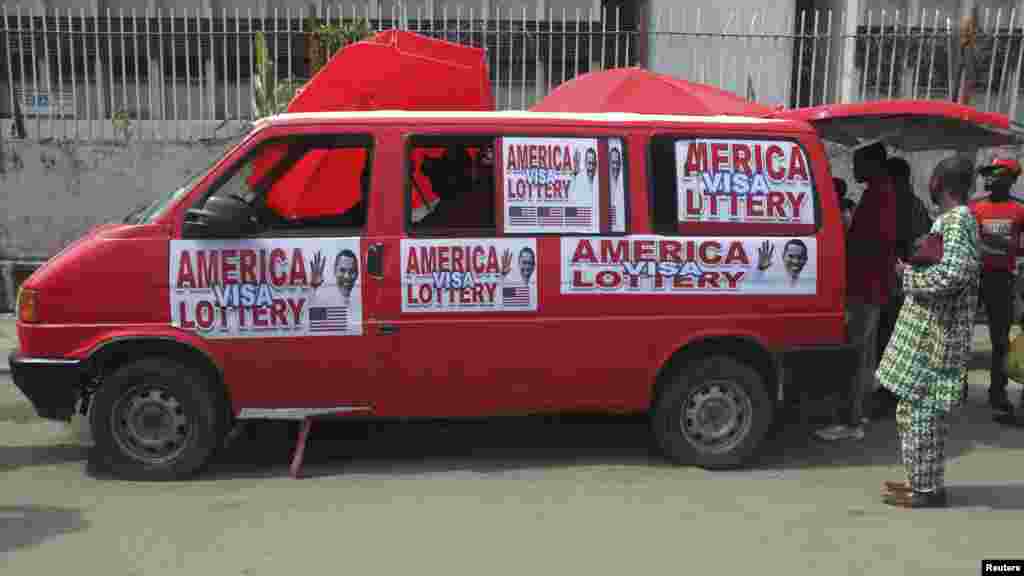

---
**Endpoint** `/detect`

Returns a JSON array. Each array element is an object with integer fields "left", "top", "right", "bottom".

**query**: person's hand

[
  {"left": 894, "top": 257, "right": 909, "bottom": 278},
  {"left": 757, "top": 240, "right": 774, "bottom": 271},
  {"left": 310, "top": 251, "right": 326, "bottom": 291},
  {"left": 500, "top": 249, "right": 513, "bottom": 277}
]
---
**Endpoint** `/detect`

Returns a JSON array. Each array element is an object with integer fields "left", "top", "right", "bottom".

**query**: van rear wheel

[
  {"left": 89, "top": 357, "right": 223, "bottom": 480},
  {"left": 652, "top": 355, "right": 773, "bottom": 470}
]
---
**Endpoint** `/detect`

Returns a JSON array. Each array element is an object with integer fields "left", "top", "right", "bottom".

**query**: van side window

[
  {"left": 407, "top": 136, "right": 498, "bottom": 237},
  {"left": 199, "top": 134, "right": 372, "bottom": 235},
  {"left": 650, "top": 135, "right": 818, "bottom": 236},
  {"left": 501, "top": 136, "right": 628, "bottom": 236}
]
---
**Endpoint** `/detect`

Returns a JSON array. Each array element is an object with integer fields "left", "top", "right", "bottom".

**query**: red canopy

[
  {"left": 531, "top": 67, "right": 773, "bottom": 116},
  {"left": 775, "top": 100, "right": 1024, "bottom": 151},
  {"left": 259, "top": 30, "right": 495, "bottom": 219}
]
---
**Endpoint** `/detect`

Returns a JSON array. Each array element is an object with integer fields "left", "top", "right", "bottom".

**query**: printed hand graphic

[
  {"left": 501, "top": 249, "right": 513, "bottom": 277},
  {"left": 310, "top": 251, "right": 326, "bottom": 291},
  {"left": 573, "top": 149, "right": 581, "bottom": 176},
  {"left": 757, "top": 240, "right": 774, "bottom": 271}
]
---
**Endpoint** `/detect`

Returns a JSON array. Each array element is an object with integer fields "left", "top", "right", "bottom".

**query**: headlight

[{"left": 17, "top": 287, "right": 38, "bottom": 323}]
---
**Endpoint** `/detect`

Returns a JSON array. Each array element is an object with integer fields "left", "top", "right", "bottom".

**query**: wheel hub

[
  {"left": 112, "top": 388, "right": 190, "bottom": 464},
  {"left": 681, "top": 381, "right": 752, "bottom": 454}
]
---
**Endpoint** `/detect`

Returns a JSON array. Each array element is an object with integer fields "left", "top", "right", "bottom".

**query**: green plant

[
  {"left": 307, "top": 18, "right": 372, "bottom": 76},
  {"left": 112, "top": 109, "right": 133, "bottom": 142},
  {"left": 252, "top": 31, "right": 301, "bottom": 119}
]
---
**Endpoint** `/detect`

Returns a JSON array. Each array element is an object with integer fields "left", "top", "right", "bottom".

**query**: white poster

[
  {"left": 170, "top": 238, "right": 363, "bottom": 338},
  {"left": 561, "top": 235, "right": 817, "bottom": 295},
  {"left": 503, "top": 136, "right": 599, "bottom": 234},
  {"left": 608, "top": 138, "right": 626, "bottom": 233},
  {"left": 676, "top": 139, "right": 816, "bottom": 226},
  {"left": 402, "top": 238, "right": 538, "bottom": 313}
]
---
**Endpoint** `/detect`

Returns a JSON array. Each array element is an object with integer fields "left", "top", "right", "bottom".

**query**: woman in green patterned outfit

[{"left": 876, "top": 155, "right": 981, "bottom": 509}]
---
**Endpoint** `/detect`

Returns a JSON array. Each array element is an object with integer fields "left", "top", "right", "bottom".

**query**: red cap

[{"left": 979, "top": 157, "right": 1022, "bottom": 177}]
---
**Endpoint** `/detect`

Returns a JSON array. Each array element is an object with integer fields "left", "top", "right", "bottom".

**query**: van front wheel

[
  {"left": 89, "top": 357, "right": 223, "bottom": 480},
  {"left": 653, "top": 355, "right": 773, "bottom": 470}
]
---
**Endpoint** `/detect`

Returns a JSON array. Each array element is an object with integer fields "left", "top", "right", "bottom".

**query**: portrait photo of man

[
  {"left": 335, "top": 249, "right": 359, "bottom": 302},
  {"left": 519, "top": 246, "right": 536, "bottom": 285},
  {"left": 608, "top": 141, "right": 625, "bottom": 232},
  {"left": 751, "top": 238, "right": 815, "bottom": 293},
  {"left": 571, "top": 145, "right": 599, "bottom": 202}
]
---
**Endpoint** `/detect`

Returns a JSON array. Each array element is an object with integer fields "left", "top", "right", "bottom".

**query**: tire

[
  {"left": 652, "top": 355, "right": 773, "bottom": 470},
  {"left": 89, "top": 357, "right": 224, "bottom": 480}
]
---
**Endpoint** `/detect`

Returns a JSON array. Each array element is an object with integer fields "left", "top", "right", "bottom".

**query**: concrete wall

[
  {"left": 646, "top": 0, "right": 797, "bottom": 108},
  {"left": 0, "top": 135, "right": 240, "bottom": 263}
]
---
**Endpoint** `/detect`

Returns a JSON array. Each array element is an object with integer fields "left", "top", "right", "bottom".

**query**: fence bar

[
  {"left": 782, "top": 10, "right": 792, "bottom": 107},
  {"left": 574, "top": 8, "right": 581, "bottom": 80},
  {"left": 67, "top": 8, "right": 78, "bottom": 140},
  {"left": 30, "top": 6, "right": 41, "bottom": 138},
  {"left": 912, "top": 9, "right": 926, "bottom": 99},
  {"left": 986, "top": 9, "right": 1004, "bottom": 111},
  {"left": 520, "top": 7, "right": 528, "bottom": 109},
  {"left": 2, "top": 7, "right": 14, "bottom": 139},
  {"left": 998, "top": 9, "right": 1017, "bottom": 113},
  {"left": 1011, "top": 14, "right": 1024, "bottom": 119},
  {"left": 756, "top": 9, "right": 766, "bottom": 102},
  {"left": 795, "top": 9, "right": 806, "bottom": 106},
  {"left": 886, "top": 10, "right": 899, "bottom": 100},
  {"left": 235, "top": 8, "right": 240, "bottom": 123},
  {"left": 43, "top": 7, "right": 55, "bottom": 138},
  {"left": 925, "top": 10, "right": 939, "bottom": 100},
  {"left": 184, "top": 7, "right": 192, "bottom": 139},
  {"left": 247, "top": 7, "right": 253, "bottom": 126},
  {"left": 602, "top": 5, "right": 608, "bottom": 72},
  {"left": 131, "top": 9, "right": 140, "bottom": 139},
  {"left": 861, "top": 10, "right": 871, "bottom": 100},
  {"left": 823, "top": 10, "right": 833, "bottom": 106},
  {"left": 288, "top": 7, "right": 293, "bottom": 113},
  {"left": 160, "top": 7, "right": 167, "bottom": 141},
  {"left": 145, "top": 8, "right": 153, "bottom": 140},
  {"left": 875, "top": 10, "right": 886, "bottom": 101},
  {"left": 197, "top": 8, "right": 205, "bottom": 136},
  {"left": 507, "top": 6, "right": 512, "bottom": 109},
  {"left": 55, "top": 8, "right": 65, "bottom": 139},
  {"left": 221, "top": 7, "right": 228, "bottom": 125},
  {"left": 588, "top": 6, "right": 594, "bottom": 80},
  {"left": 614, "top": 5, "right": 620, "bottom": 70},
  {"left": 118, "top": 8, "right": 127, "bottom": 129},
  {"left": 625, "top": 5, "right": 632, "bottom": 69},
  {"left": 84, "top": 7, "right": 93, "bottom": 140}
]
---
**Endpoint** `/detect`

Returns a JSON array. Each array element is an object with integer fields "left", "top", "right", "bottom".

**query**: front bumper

[{"left": 8, "top": 352, "right": 86, "bottom": 422}]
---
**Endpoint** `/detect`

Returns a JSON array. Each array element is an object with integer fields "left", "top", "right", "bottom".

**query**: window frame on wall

[
  {"left": 648, "top": 133, "right": 821, "bottom": 238},
  {"left": 191, "top": 132, "right": 373, "bottom": 238},
  {"left": 404, "top": 132, "right": 631, "bottom": 239}
]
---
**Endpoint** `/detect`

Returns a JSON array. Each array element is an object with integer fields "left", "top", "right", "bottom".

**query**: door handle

[
  {"left": 367, "top": 242, "right": 384, "bottom": 279},
  {"left": 378, "top": 323, "right": 398, "bottom": 336}
]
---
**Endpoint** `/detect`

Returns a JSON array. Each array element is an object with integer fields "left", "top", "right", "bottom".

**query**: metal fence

[{"left": 2, "top": 5, "right": 1024, "bottom": 143}]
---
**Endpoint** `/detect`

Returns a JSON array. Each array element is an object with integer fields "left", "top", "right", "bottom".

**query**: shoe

[
  {"left": 814, "top": 425, "right": 864, "bottom": 441},
  {"left": 882, "top": 481, "right": 947, "bottom": 497},
  {"left": 993, "top": 410, "right": 1024, "bottom": 428},
  {"left": 883, "top": 490, "right": 948, "bottom": 508},
  {"left": 990, "top": 391, "right": 1014, "bottom": 414}
]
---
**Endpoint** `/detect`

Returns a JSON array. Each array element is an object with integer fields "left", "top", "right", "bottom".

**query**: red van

[{"left": 11, "top": 104, "right": 1020, "bottom": 479}]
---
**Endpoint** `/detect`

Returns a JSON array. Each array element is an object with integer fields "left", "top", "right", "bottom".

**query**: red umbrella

[
  {"left": 531, "top": 67, "right": 773, "bottom": 116},
  {"left": 256, "top": 30, "right": 496, "bottom": 219}
]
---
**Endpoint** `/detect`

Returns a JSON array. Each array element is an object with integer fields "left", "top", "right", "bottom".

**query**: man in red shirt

[
  {"left": 817, "top": 142, "right": 898, "bottom": 441},
  {"left": 969, "top": 157, "right": 1024, "bottom": 418}
]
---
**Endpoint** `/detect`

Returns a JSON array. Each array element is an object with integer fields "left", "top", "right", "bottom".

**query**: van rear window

[{"left": 650, "top": 135, "right": 819, "bottom": 236}]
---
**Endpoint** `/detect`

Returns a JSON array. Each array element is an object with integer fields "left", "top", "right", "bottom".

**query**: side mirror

[{"left": 182, "top": 195, "right": 263, "bottom": 238}]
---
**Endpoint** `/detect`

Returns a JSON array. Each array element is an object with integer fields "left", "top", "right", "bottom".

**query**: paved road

[{"left": 2, "top": 333, "right": 1024, "bottom": 575}]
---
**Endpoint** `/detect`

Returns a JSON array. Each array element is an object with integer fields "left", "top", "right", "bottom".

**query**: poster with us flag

[
  {"left": 169, "top": 237, "right": 362, "bottom": 339},
  {"left": 401, "top": 238, "right": 538, "bottom": 313},
  {"left": 503, "top": 136, "right": 599, "bottom": 234}
]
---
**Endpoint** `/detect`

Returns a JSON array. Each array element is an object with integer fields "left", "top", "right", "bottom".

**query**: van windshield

[{"left": 126, "top": 162, "right": 213, "bottom": 224}]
